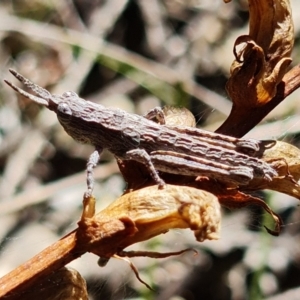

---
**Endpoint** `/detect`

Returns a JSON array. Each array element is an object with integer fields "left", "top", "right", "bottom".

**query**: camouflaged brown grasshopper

[{"left": 5, "top": 69, "right": 278, "bottom": 195}]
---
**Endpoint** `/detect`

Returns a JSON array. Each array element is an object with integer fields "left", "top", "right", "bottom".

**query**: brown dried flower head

[{"left": 225, "top": 0, "right": 294, "bottom": 107}]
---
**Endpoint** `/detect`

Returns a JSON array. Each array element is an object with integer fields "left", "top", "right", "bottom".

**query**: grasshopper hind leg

[{"left": 124, "top": 149, "right": 166, "bottom": 189}]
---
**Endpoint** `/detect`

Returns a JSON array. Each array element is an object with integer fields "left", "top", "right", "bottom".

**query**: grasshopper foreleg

[
  {"left": 143, "top": 106, "right": 166, "bottom": 124},
  {"left": 85, "top": 148, "right": 102, "bottom": 197}
]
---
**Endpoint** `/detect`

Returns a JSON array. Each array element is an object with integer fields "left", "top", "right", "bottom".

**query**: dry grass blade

[
  {"left": 0, "top": 162, "right": 119, "bottom": 216},
  {"left": 0, "top": 13, "right": 231, "bottom": 114}
]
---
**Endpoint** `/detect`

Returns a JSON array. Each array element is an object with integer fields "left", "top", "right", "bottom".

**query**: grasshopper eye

[
  {"left": 62, "top": 91, "right": 78, "bottom": 98},
  {"left": 57, "top": 102, "right": 72, "bottom": 119}
]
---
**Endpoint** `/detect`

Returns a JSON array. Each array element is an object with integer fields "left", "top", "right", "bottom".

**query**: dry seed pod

[
  {"left": 162, "top": 106, "right": 196, "bottom": 127},
  {"left": 17, "top": 267, "right": 88, "bottom": 300}
]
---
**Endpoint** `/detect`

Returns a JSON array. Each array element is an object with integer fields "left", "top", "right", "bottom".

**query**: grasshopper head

[{"left": 5, "top": 70, "right": 98, "bottom": 145}]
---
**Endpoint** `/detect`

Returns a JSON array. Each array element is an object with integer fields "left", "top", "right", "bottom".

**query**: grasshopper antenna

[{"left": 4, "top": 69, "right": 50, "bottom": 106}]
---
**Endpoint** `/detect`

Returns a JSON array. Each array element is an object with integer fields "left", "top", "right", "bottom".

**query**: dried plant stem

[
  {"left": 0, "top": 217, "right": 130, "bottom": 299},
  {"left": 0, "top": 231, "right": 79, "bottom": 299},
  {"left": 216, "top": 64, "right": 300, "bottom": 137}
]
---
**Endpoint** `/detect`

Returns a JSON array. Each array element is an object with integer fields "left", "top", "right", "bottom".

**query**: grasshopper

[{"left": 5, "top": 69, "right": 278, "bottom": 195}]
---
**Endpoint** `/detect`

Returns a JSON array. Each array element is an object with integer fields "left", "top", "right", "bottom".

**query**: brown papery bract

[
  {"left": 225, "top": 0, "right": 294, "bottom": 107},
  {"left": 248, "top": 141, "right": 300, "bottom": 199}
]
